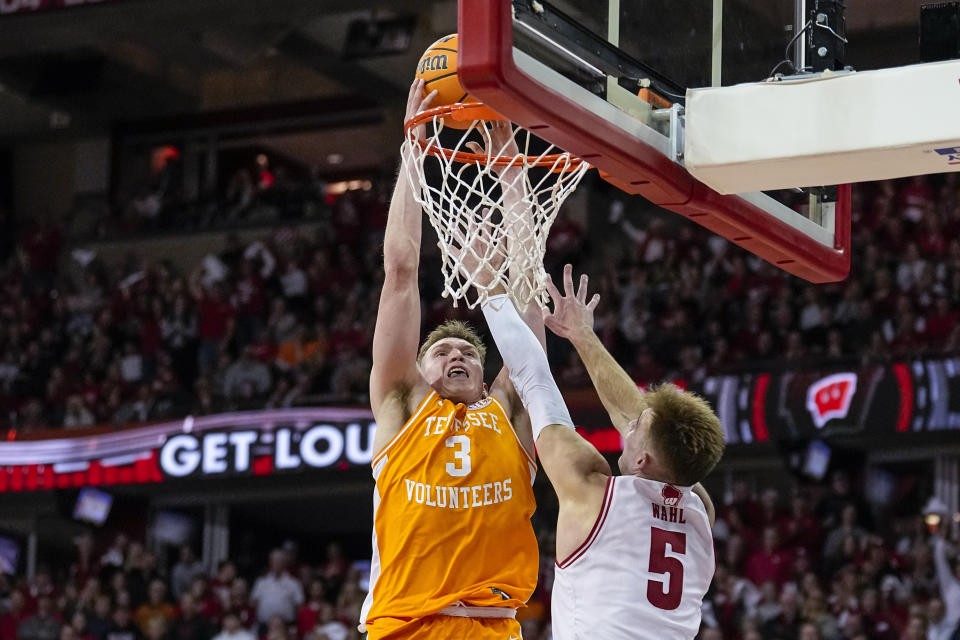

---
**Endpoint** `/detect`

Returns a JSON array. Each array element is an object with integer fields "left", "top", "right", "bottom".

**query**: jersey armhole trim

[
  {"left": 372, "top": 389, "right": 436, "bottom": 467},
  {"left": 556, "top": 476, "right": 615, "bottom": 570},
  {"left": 488, "top": 395, "right": 537, "bottom": 469}
]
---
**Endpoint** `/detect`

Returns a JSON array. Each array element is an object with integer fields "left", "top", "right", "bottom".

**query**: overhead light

[{"left": 327, "top": 153, "right": 344, "bottom": 165}]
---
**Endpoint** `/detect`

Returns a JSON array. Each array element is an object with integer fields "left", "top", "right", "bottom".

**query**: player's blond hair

[
  {"left": 417, "top": 320, "right": 487, "bottom": 365},
  {"left": 644, "top": 384, "right": 725, "bottom": 486}
]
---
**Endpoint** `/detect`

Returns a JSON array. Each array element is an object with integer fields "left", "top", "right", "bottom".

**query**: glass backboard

[{"left": 459, "top": 0, "right": 859, "bottom": 282}]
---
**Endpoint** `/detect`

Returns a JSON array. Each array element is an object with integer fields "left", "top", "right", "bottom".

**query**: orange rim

[{"left": 404, "top": 103, "right": 588, "bottom": 172}]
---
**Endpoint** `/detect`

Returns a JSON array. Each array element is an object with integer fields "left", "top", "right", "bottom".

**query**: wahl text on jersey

[{"left": 652, "top": 504, "right": 687, "bottom": 524}]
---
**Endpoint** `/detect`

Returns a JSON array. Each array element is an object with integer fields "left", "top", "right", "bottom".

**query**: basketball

[{"left": 415, "top": 34, "right": 477, "bottom": 128}]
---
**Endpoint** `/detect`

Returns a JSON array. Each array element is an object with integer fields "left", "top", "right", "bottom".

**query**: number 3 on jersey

[
  {"left": 445, "top": 435, "right": 471, "bottom": 477},
  {"left": 647, "top": 527, "right": 686, "bottom": 610}
]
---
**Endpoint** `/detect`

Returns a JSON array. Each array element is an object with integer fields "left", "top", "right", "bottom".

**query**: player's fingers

[
  {"left": 465, "top": 141, "right": 484, "bottom": 156},
  {"left": 544, "top": 276, "right": 562, "bottom": 304},
  {"left": 419, "top": 89, "right": 438, "bottom": 112},
  {"left": 587, "top": 293, "right": 600, "bottom": 311},
  {"left": 577, "top": 274, "right": 589, "bottom": 303},
  {"left": 562, "top": 264, "right": 575, "bottom": 297},
  {"left": 407, "top": 78, "right": 419, "bottom": 105},
  {"left": 407, "top": 79, "right": 423, "bottom": 113}
]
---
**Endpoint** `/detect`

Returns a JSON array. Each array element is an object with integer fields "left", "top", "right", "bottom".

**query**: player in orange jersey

[{"left": 358, "top": 79, "right": 557, "bottom": 640}]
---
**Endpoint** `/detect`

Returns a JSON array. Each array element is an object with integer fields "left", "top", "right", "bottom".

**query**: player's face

[
  {"left": 618, "top": 408, "right": 654, "bottom": 475},
  {"left": 420, "top": 338, "right": 485, "bottom": 403}
]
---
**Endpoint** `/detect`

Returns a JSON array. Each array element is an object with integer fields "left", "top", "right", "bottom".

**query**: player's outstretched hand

[
  {"left": 543, "top": 263, "right": 599, "bottom": 341},
  {"left": 465, "top": 120, "right": 520, "bottom": 176},
  {"left": 448, "top": 209, "right": 505, "bottom": 290},
  {"left": 405, "top": 78, "right": 438, "bottom": 142}
]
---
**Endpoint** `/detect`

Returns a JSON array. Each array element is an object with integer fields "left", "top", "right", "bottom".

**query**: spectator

[
  {"left": 308, "top": 606, "right": 348, "bottom": 640},
  {"left": 274, "top": 325, "right": 320, "bottom": 373},
  {"left": 17, "top": 595, "right": 60, "bottom": 640},
  {"left": 745, "top": 526, "right": 792, "bottom": 587},
  {"left": 99, "top": 536, "right": 128, "bottom": 569},
  {"left": 278, "top": 261, "right": 308, "bottom": 312},
  {"left": 823, "top": 504, "right": 868, "bottom": 569},
  {"left": 165, "top": 595, "right": 211, "bottom": 640},
  {"left": 860, "top": 587, "right": 897, "bottom": 640},
  {"left": 187, "top": 577, "right": 221, "bottom": 621},
  {"left": 934, "top": 536, "right": 960, "bottom": 632},
  {"left": 84, "top": 596, "right": 112, "bottom": 640},
  {"left": 1, "top": 592, "right": 28, "bottom": 640},
  {"left": 139, "top": 620, "right": 164, "bottom": 640},
  {"left": 927, "top": 597, "right": 955, "bottom": 640},
  {"left": 250, "top": 551, "right": 303, "bottom": 628},
  {"left": 102, "top": 607, "right": 140, "bottom": 640},
  {"left": 62, "top": 396, "right": 96, "bottom": 429},
  {"left": 211, "top": 613, "right": 254, "bottom": 640},
  {"left": 259, "top": 617, "right": 287, "bottom": 640},
  {"left": 223, "top": 347, "right": 271, "bottom": 400},
  {"left": 170, "top": 547, "right": 204, "bottom": 601},
  {"left": 762, "top": 589, "right": 803, "bottom": 639},
  {"left": 798, "top": 622, "right": 820, "bottom": 640},
  {"left": 210, "top": 562, "right": 238, "bottom": 612},
  {"left": 133, "top": 580, "right": 174, "bottom": 635},
  {"left": 295, "top": 581, "right": 330, "bottom": 638},
  {"left": 901, "top": 614, "right": 927, "bottom": 640},
  {"left": 189, "top": 273, "right": 234, "bottom": 378},
  {"left": 226, "top": 580, "right": 255, "bottom": 631}
]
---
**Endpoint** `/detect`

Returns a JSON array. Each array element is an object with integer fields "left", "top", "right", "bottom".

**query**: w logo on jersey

[
  {"left": 661, "top": 484, "right": 682, "bottom": 507},
  {"left": 805, "top": 373, "right": 857, "bottom": 429}
]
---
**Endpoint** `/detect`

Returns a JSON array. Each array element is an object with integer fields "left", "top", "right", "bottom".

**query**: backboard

[{"left": 458, "top": 0, "right": 855, "bottom": 282}]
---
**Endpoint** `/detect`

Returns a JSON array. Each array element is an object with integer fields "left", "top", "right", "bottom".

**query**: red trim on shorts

[{"left": 556, "top": 476, "right": 614, "bottom": 569}]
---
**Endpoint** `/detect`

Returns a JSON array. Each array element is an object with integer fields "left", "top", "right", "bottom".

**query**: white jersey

[{"left": 551, "top": 476, "right": 714, "bottom": 640}]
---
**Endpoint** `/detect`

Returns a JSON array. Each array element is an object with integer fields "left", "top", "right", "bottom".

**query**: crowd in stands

[
  {"left": 1, "top": 171, "right": 959, "bottom": 431},
  {"left": 0, "top": 536, "right": 369, "bottom": 640},
  {"left": 88, "top": 154, "right": 336, "bottom": 239},
  {"left": 694, "top": 473, "right": 960, "bottom": 640},
  {"left": 0, "top": 471, "right": 958, "bottom": 640}
]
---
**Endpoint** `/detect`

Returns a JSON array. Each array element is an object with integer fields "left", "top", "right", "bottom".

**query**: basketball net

[{"left": 403, "top": 103, "right": 590, "bottom": 309}]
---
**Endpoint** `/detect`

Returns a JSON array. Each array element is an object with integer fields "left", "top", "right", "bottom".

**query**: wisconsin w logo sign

[{"left": 805, "top": 373, "right": 858, "bottom": 429}]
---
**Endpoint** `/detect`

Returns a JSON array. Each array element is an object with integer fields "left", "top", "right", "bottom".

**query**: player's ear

[
  {"left": 481, "top": 382, "right": 489, "bottom": 398},
  {"left": 635, "top": 450, "right": 652, "bottom": 473}
]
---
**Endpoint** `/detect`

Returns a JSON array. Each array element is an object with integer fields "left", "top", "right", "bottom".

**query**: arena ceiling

[{"left": 0, "top": 0, "right": 931, "bottom": 171}]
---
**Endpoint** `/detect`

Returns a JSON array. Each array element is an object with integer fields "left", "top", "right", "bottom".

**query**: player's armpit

[{"left": 536, "top": 424, "right": 611, "bottom": 503}]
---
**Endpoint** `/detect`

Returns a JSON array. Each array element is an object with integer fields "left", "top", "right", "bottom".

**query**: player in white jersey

[{"left": 479, "top": 265, "right": 725, "bottom": 640}]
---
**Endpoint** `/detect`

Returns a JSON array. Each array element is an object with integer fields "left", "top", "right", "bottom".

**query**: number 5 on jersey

[
  {"left": 445, "top": 435, "right": 471, "bottom": 477},
  {"left": 647, "top": 527, "right": 686, "bottom": 610}
]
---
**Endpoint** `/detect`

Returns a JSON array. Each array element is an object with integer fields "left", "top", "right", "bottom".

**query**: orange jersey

[{"left": 362, "top": 389, "right": 538, "bottom": 627}]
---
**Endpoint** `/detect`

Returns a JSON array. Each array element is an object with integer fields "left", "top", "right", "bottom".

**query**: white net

[{"left": 402, "top": 112, "right": 589, "bottom": 309}]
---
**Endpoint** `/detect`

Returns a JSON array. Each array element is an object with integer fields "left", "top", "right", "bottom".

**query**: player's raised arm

[
  {"left": 369, "top": 80, "right": 436, "bottom": 447},
  {"left": 542, "top": 263, "right": 646, "bottom": 436},
  {"left": 480, "top": 293, "right": 611, "bottom": 503},
  {"left": 544, "top": 264, "right": 720, "bottom": 522},
  {"left": 466, "top": 121, "right": 545, "bottom": 455}
]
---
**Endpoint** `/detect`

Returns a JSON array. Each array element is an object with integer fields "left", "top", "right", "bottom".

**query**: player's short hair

[
  {"left": 417, "top": 320, "right": 487, "bottom": 365},
  {"left": 644, "top": 383, "right": 725, "bottom": 486}
]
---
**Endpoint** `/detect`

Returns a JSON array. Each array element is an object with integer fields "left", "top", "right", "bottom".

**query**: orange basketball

[{"left": 415, "top": 34, "right": 476, "bottom": 129}]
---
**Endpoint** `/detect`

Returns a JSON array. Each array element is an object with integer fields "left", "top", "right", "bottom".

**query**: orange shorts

[{"left": 365, "top": 614, "right": 522, "bottom": 640}]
